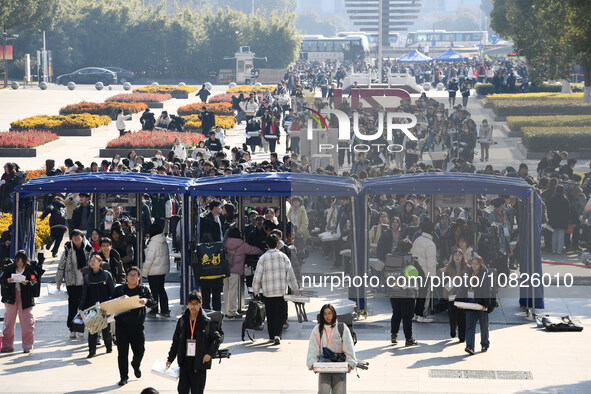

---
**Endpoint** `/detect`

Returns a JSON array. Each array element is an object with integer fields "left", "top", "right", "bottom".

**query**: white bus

[
  {"left": 300, "top": 34, "right": 370, "bottom": 62},
  {"left": 406, "top": 30, "right": 489, "bottom": 48},
  {"left": 337, "top": 31, "right": 402, "bottom": 48}
]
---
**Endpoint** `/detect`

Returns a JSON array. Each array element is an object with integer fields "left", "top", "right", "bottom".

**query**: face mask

[
  {"left": 156, "top": 155, "right": 162, "bottom": 159},
  {"left": 106, "top": 215, "right": 113, "bottom": 221}
]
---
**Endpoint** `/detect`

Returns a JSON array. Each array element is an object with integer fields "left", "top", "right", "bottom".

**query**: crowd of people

[{"left": 1, "top": 61, "right": 591, "bottom": 392}]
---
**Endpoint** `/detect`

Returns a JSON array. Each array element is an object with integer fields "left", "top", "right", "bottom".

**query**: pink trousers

[{"left": 2, "top": 290, "right": 35, "bottom": 350}]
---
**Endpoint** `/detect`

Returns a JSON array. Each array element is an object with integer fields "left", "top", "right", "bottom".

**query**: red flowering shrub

[
  {"left": 106, "top": 93, "right": 172, "bottom": 103},
  {"left": 177, "top": 102, "right": 234, "bottom": 116},
  {"left": 0, "top": 130, "right": 59, "bottom": 148},
  {"left": 59, "top": 101, "right": 147, "bottom": 118},
  {"left": 106, "top": 130, "right": 206, "bottom": 149}
]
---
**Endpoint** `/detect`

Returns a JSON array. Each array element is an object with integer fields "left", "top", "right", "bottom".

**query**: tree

[
  {"left": 0, "top": 0, "right": 60, "bottom": 32},
  {"left": 491, "top": 0, "right": 591, "bottom": 102},
  {"left": 296, "top": 9, "right": 347, "bottom": 36}
]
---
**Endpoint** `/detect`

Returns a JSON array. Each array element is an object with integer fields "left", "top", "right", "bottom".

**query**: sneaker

[
  {"left": 77, "top": 332, "right": 84, "bottom": 338},
  {"left": 106, "top": 348, "right": 113, "bottom": 354},
  {"left": 273, "top": 336, "right": 281, "bottom": 345},
  {"left": 159, "top": 312, "right": 171, "bottom": 318},
  {"left": 283, "top": 322, "right": 289, "bottom": 330},
  {"left": 1, "top": 348, "right": 14, "bottom": 353},
  {"left": 481, "top": 347, "right": 488, "bottom": 353},
  {"left": 416, "top": 316, "right": 433, "bottom": 323},
  {"left": 450, "top": 329, "right": 456, "bottom": 338},
  {"left": 465, "top": 347, "right": 475, "bottom": 355},
  {"left": 87, "top": 352, "right": 96, "bottom": 359},
  {"left": 391, "top": 333, "right": 398, "bottom": 344},
  {"left": 147, "top": 311, "right": 158, "bottom": 318},
  {"left": 412, "top": 315, "right": 419, "bottom": 322},
  {"left": 23, "top": 349, "right": 32, "bottom": 354},
  {"left": 405, "top": 338, "right": 418, "bottom": 347},
  {"left": 133, "top": 366, "right": 142, "bottom": 378},
  {"left": 70, "top": 332, "right": 76, "bottom": 338},
  {"left": 118, "top": 378, "right": 128, "bottom": 386}
]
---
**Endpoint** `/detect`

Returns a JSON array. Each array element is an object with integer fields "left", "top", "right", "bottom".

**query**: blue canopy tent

[
  {"left": 397, "top": 49, "right": 433, "bottom": 63},
  {"left": 361, "top": 173, "right": 544, "bottom": 313},
  {"left": 434, "top": 48, "right": 469, "bottom": 62},
  {"left": 187, "top": 172, "right": 363, "bottom": 309},
  {"left": 12, "top": 172, "right": 192, "bottom": 299}
]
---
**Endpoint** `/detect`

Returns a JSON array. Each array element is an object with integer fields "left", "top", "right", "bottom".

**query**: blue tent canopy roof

[
  {"left": 15, "top": 172, "right": 191, "bottom": 197},
  {"left": 434, "top": 48, "right": 469, "bottom": 62},
  {"left": 189, "top": 173, "right": 359, "bottom": 197},
  {"left": 397, "top": 49, "right": 433, "bottom": 63},
  {"left": 361, "top": 173, "right": 535, "bottom": 197}
]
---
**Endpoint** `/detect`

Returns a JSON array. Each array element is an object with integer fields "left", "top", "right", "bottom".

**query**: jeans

[
  {"left": 318, "top": 373, "right": 346, "bottom": 394},
  {"left": 465, "top": 310, "right": 490, "bottom": 350},
  {"left": 148, "top": 275, "right": 169, "bottom": 314},
  {"left": 552, "top": 228, "right": 566, "bottom": 253}
]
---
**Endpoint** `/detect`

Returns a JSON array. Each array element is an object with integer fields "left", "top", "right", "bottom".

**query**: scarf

[{"left": 73, "top": 242, "right": 87, "bottom": 270}]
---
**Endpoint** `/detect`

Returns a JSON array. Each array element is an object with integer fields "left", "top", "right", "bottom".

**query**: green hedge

[
  {"left": 476, "top": 83, "right": 583, "bottom": 96},
  {"left": 493, "top": 101, "right": 591, "bottom": 116},
  {"left": 522, "top": 127, "right": 591, "bottom": 152},
  {"left": 507, "top": 115, "right": 591, "bottom": 132}
]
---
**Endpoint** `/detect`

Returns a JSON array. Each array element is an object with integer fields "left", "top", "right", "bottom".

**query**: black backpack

[
  {"left": 241, "top": 299, "right": 266, "bottom": 341},
  {"left": 179, "top": 310, "right": 231, "bottom": 361}
]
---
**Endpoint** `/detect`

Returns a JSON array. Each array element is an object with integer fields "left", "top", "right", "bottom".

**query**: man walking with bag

[{"left": 112, "top": 266, "right": 155, "bottom": 386}]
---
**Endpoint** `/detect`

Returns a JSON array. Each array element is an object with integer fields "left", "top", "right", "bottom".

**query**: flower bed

[
  {"left": 59, "top": 101, "right": 147, "bottom": 118},
  {"left": 476, "top": 83, "right": 583, "bottom": 96},
  {"left": 0, "top": 213, "right": 50, "bottom": 251},
  {"left": 106, "top": 130, "right": 206, "bottom": 149},
  {"left": 106, "top": 93, "right": 172, "bottom": 103},
  {"left": 133, "top": 85, "right": 198, "bottom": 95},
  {"left": 184, "top": 115, "right": 236, "bottom": 130},
  {"left": 491, "top": 100, "right": 591, "bottom": 117},
  {"left": 507, "top": 115, "right": 591, "bottom": 132},
  {"left": 11, "top": 114, "right": 112, "bottom": 130},
  {"left": 227, "top": 85, "right": 274, "bottom": 94},
  {"left": 485, "top": 92, "right": 585, "bottom": 103},
  {"left": 177, "top": 102, "right": 234, "bottom": 116},
  {"left": 209, "top": 93, "right": 234, "bottom": 103},
  {"left": 0, "top": 130, "right": 59, "bottom": 148},
  {"left": 522, "top": 127, "right": 591, "bottom": 152}
]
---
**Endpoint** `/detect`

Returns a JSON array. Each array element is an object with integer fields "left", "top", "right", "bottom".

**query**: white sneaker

[
  {"left": 417, "top": 316, "right": 433, "bottom": 323},
  {"left": 412, "top": 315, "right": 419, "bottom": 322},
  {"left": 70, "top": 332, "right": 76, "bottom": 338},
  {"left": 77, "top": 332, "right": 84, "bottom": 338}
]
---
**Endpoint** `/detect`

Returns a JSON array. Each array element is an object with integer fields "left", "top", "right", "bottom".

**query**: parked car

[
  {"left": 56, "top": 67, "right": 117, "bottom": 85},
  {"left": 103, "top": 67, "right": 135, "bottom": 84}
]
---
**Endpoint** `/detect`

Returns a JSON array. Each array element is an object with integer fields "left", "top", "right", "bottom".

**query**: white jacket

[
  {"left": 172, "top": 144, "right": 187, "bottom": 160},
  {"left": 411, "top": 233, "right": 437, "bottom": 276},
  {"left": 116, "top": 113, "right": 132, "bottom": 130},
  {"left": 142, "top": 233, "right": 170, "bottom": 277}
]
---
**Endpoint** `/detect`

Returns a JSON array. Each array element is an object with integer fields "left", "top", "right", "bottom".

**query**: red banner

[{"left": 0, "top": 45, "right": 13, "bottom": 60}]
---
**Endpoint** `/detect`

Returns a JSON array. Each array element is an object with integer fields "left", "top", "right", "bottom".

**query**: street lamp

[{"left": 2, "top": 29, "right": 19, "bottom": 88}]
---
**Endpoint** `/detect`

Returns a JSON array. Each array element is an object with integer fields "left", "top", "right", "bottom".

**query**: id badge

[
  {"left": 467, "top": 291, "right": 475, "bottom": 300},
  {"left": 503, "top": 226, "right": 510, "bottom": 237},
  {"left": 186, "top": 340, "right": 196, "bottom": 357}
]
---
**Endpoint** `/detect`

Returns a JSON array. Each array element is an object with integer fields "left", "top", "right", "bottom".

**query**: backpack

[
  {"left": 540, "top": 315, "right": 584, "bottom": 332},
  {"left": 191, "top": 242, "right": 229, "bottom": 280},
  {"left": 179, "top": 310, "right": 231, "bottom": 361},
  {"left": 241, "top": 299, "right": 266, "bottom": 341}
]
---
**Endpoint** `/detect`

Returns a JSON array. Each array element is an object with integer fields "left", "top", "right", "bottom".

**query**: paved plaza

[{"left": 1, "top": 85, "right": 591, "bottom": 393}]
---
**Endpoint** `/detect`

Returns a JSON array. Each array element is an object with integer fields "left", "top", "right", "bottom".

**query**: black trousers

[
  {"left": 263, "top": 296, "right": 286, "bottom": 339},
  {"left": 390, "top": 298, "right": 415, "bottom": 339},
  {"left": 88, "top": 326, "right": 112, "bottom": 354},
  {"left": 201, "top": 284, "right": 222, "bottom": 311},
  {"left": 66, "top": 285, "right": 83, "bottom": 332},
  {"left": 448, "top": 302, "right": 466, "bottom": 341},
  {"left": 116, "top": 321, "right": 145, "bottom": 379},
  {"left": 47, "top": 227, "right": 66, "bottom": 254},
  {"left": 267, "top": 138, "right": 277, "bottom": 153},
  {"left": 178, "top": 365, "right": 207, "bottom": 394},
  {"left": 148, "top": 275, "right": 169, "bottom": 314}
]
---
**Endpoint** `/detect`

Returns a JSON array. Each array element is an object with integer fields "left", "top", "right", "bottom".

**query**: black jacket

[
  {"left": 112, "top": 283, "right": 155, "bottom": 325},
  {"left": 98, "top": 249, "right": 125, "bottom": 284},
  {"left": 200, "top": 212, "right": 224, "bottom": 243},
  {"left": 0, "top": 263, "right": 37, "bottom": 309},
  {"left": 167, "top": 308, "right": 221, "bottom": 370},
  {"left": 70, "top": 202, "right": 95, "bottom": 233},
  {"left": 40, "top": 199, "right": 67, "bottom": 228},
  {"left": 79, "top": 269, "right": 115, "bottom": 310}
]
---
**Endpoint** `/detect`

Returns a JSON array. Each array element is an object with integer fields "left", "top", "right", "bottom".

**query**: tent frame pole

[{"left": 530, "top": 190, "right": 536, "bottom": 316}]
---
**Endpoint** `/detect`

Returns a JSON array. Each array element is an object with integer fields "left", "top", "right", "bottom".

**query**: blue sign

[{"left": 489, "top": 34, "right": 500, "bottom": 45}]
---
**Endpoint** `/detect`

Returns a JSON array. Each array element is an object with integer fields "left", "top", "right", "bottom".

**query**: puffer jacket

[
  {"left": 56, "top": 238, "right": 93, "bottom": 287},
  {"left": 142, "top": 233, "right": 170, "bottom": 277},
  {"left": 224, "top": 237, "right": 263, "bottom": 275},
  {"left": 411, "top": 232, "right": 437, "bottom": 276}
]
